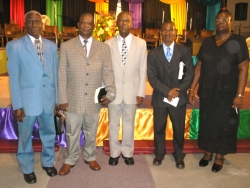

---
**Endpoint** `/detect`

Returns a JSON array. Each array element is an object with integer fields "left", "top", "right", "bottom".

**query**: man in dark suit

[
  {"left": 147, "top": 21, "right": 194, "bottom": 169},
  {"left": 7, "top": 10, "right": 58, "bottom": 184}
]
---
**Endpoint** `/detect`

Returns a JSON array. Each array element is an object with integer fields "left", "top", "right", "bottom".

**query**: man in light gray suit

[
  {"left": 58, "top": 13, "right": 116, "bottom": 175},
  {"left": 7, "top": 10, "right": 58, "bottom": 184},
  {"left": 105, "top": 12, "right": 147, "bottom": 166}
]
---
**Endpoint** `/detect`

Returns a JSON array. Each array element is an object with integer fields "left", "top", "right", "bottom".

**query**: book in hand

[
  {"left": 94, "top": 86, "right": 107, "bottom": 104},
  {"left": 178, "top": 61, "right": 186, "bottom": 80}
]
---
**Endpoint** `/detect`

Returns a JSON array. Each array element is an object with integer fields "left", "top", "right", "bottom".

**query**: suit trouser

[
  {"left": 108, "top": 102, "right": 137, "bottom": 158},
  {"left": 17, "top": 110, "right": 56, "bottom": 174},
  {"left": 64, "top": 112, "right": 99, "bottom": 165},
  {"left": 153, "top": 105, "right": 186, "bottom": 159}
]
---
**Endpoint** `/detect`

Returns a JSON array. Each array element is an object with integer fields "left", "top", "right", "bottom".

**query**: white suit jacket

[{"left": 105, "top": 34, "right": 147, "bottom": 104}]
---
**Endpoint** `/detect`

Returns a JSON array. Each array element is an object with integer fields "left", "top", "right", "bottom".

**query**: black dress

[{"left": 196, "top": 34, "right": 249, "bottom": 155}]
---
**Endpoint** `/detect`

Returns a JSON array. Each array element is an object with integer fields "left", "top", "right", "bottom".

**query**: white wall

[{"left": 227, "top": 0, "right": 250, "bottom": 38}]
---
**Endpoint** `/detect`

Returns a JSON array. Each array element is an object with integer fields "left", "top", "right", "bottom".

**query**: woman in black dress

[{"left": 188, "top": 9, "right": 249, "bottom": 172}]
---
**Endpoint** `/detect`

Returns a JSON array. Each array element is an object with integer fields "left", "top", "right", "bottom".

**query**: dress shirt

[
  {"left": 28, "top": 34, "right": 42, "bottom": 45},
  {"left": 79, "top": 35, "right": 93, "bottom": 57},
  {"left": 117, "top": 34, "right": 132, "bottom": 54},
  {"left": 163, "top": 41, "right": 174, "bottom": 61}
]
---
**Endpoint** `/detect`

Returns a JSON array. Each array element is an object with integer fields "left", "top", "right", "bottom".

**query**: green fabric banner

[
  {"left": 206, "top": 2, "right": 220, "bottom": 31},
  {"left": 190, "top": 109, "right": 250, "bottom": 139},
  {"left": 46, "top": 0, "right": 63, "bottom": 31}
]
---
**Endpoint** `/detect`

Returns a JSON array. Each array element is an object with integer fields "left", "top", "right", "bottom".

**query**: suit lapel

[
  {"left": 74, "top": 37, "right": 87, "bottom": 57},
  {"left": 156, "top": 45, "right": 171, "bottom": 76},
  {"left": 88, "top": 38, "right": 99, "bottom": 59},
  {"left": 109, "top": 37, "right": 124, "bottom": 69},
  {"left": 123, "top": 35, "right": 136, "bottom": 70},
  {"left": 171, "top": 43, "right": 181, "bottom": 72},
  {"left": 24, "top": 34, "right": 43, "bottom": 68},
  {"left": 41, "top": 38, "right": 50, "bottom": 64}
]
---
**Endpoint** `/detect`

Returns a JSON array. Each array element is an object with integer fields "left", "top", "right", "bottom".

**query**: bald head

[
  {"left": 116, "top": 12, "right": 132, "bottom": 38},
  {"left": 79, "top": 13, "right": 94, "bottom": 24}
]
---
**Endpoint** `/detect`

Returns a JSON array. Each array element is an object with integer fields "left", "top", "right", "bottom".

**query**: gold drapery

[
  {"left": 160, "top": 0, "right": 185, "bottom": 4},
  {"left": 170, "top": 1, "right": 186, "bottom": 35},
  {"left": 0, "top": 50, "right": 8, "bottom": 74},
  {"left": 95, "top": 2, "right": 109, "bottom": 23},
  {"left": 95, "top": 2, "right": 109, "bottom": 14},
  {"left": 96, "top": 108, "right": 192, "bottom": 146},
  {"left": 160, "top": 0, "right": 187, "bottom": 35}
]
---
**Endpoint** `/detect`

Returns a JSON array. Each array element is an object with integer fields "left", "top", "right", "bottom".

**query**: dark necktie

[
  {"left": 121, "top": 38, "right": 128, "bottom": 66},
  {"left": 34, "top": 39, "right": 43, "bottom": 66},
  {"left": 83, "top": 40, "right": 88, "bottom": 54},
  {"left": 166, "top": 47, "right": 172, "bottom": 62}
]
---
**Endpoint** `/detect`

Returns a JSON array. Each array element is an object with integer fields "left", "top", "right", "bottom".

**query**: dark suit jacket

[{"left": 147, "top": 43, "right": 194, "bottom": 107}]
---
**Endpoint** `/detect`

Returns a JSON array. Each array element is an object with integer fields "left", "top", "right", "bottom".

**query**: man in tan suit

[
  {"left": 105, "top": 12, "right": 147, "bottom": 166},
  {"left": 58, "top": 13, "right": 116, "bottom": 175}
]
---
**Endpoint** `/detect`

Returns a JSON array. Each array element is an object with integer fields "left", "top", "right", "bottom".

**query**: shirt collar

[
  {"left": 79, "top": 35, "right": 93, "bottom": 45},
  {"left": 28, "top": 35, "right": 42, "bottom": 44},
  {"left": 163, "top": 41, "right": 174, "bottom": 52},
  {"left": 117, "top": 34, "right": 132, "bottom": 43}
]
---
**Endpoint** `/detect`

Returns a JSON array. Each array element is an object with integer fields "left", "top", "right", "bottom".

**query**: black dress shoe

[
  {"left": 122, "top": 155, "right": 134, "bottom": 165},
  {"left": 24, "top": 172, "right": 37, "bottom": 184},
  {"left": 42, "top": 166, "right": 58, "bottom": 177},
  {"left": 176, "top": 159, "right": 185, "bottom": 169},
  {"left": 211, "top": 157, "right": 224, "bottom": 172},
  {"left": 199, "top": 153, "right": 213, "bottom": 167},
  {"left": 153, "top": 156, "right": 164, "bottom": 166},
  {"left": 109, "top": 156, "right": 120, "bottom": 166},
  {"left": 212, "top": 163, "right": 223, "bottom": 172}
]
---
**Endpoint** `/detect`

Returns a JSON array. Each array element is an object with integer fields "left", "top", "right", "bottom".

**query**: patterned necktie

[
  {"left": 121, "top": 38, "right": 128, "bottom": 66},
  {"left": 166, "top": 47, "right": 172, "bottom": 62},
  {"left": 34, "top": 39, "right": 43, "bottom": 66},
  {"left": 83, "top": 40, "right": 88, "bottom": 54}
]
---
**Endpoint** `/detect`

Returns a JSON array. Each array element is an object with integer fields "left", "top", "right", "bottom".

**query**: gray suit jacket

[
  {"left": 105, "top": 34, "right": 147, "bottom": 104},
  {"left": 58, "top": 36, "right": 116, "bottom": 115},
  {"left": 147, "top": 43, "right": 194, "bottom": 107}
]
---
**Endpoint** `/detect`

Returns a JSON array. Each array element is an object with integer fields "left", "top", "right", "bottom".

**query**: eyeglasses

[{"left": 215, "top": 17, "right": 229, "bottom": 23}]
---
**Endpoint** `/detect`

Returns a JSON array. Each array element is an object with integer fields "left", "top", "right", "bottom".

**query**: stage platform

[
  {"left": 0, "top": 139, "right": 60, "bottom": 153},
  {"left": 1, "top": 76, "right": 250, "bottom": 153},
  {"left": 103, "top": 139, "right": 250, "bottom": 155}
]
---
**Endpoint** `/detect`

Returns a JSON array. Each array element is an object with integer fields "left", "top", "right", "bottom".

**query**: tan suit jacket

[
  {"left": 58, "top": 36, "right": 116, "bottom": 115},
  {"left": 105, "top": 34, "right": 147, "bottom": 104}
]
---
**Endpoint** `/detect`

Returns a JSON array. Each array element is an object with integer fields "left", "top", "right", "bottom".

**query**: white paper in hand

[
  {"left": 163, "top": 97, "right": 179, "bottom": 107},
  {"left": 178, "top": 61, "right": 185, "bottom": 80}
]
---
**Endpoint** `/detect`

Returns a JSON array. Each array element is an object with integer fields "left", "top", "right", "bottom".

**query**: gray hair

[{"left": 24, "top": 10, "right": 42, "bottom": 21}]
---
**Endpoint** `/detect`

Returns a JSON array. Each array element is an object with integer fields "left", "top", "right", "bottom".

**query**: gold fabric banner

[
  {"left": 160, "top": 0, "right": 185, "bottom": 4},
  {"left": 0, "top": 50, "right": 8, "bottom": 74},
  {"left": 96, "top": 108, "right": 192, "bottom": 146}
]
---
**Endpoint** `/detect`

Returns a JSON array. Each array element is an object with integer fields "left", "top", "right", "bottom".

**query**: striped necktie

[
  {"left": 34, "top": 39, "right": 43, "bottom": 66},
  {"left": 166, "top": 47, "right": 172, "bottom": 62}
]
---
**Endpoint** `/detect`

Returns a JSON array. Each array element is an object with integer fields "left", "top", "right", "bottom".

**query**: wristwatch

[{"left": 236, "top": 94, "right": 244, "bottom": 97}]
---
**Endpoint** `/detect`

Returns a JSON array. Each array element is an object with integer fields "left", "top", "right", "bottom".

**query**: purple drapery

[
  {"left": 124, "top": 0, "right": 144, "bottom": 3},
  {"left": 0, "top": 107, "right": 85, "bottom": 147},
  {"left": 129, "top": 3, "right": 142, "bottom": 28}
]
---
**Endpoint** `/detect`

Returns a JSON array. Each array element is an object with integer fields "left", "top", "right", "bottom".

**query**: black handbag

[{"left": 54, "top": 111, "right": 64, "bottom": 135}]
